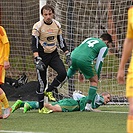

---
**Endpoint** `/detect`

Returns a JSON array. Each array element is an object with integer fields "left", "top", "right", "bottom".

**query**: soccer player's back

[{"left": 72, "top": 37, "right": 107, "bottom": 62}]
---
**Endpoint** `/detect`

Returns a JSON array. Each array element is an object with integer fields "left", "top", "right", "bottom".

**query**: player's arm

[
  {"left": 31, "top": 26, "right": 40, "bottom": 57},
  {"left": 119, "top": 38, "right": 133, "bottom": 69},
  {"left": 31, "top": 26, "right": 45, "bottom": 71},
  {"left": 0, "top": 26, "right": 10, "bottom": 62},
  {"left": 31, "top": 35, "right": 39, "bottom": 57},
  {"left": 117, "top": 38, "right": 133, "bottom": 84},
  {"left": 95, "top": 47, "right": 108, "bottom": 79},
  {"left": 57, "top": 34, "right": 69, "bottom": 54},
  {"left": 119, "top": 8, "right": 133, "bottom": 69},
  {"left": 4, "top": 42, "right": 10, "bottom": 70},
  {"left": 72, "top": 91, "right": 85, "bottom": 100},
  {"left": 4, "top": 42, "right": 10, "bottom": 62},
  {"left": 54, "top": 19, "right": 69, "bottom": 54},
  {"left": 117, "top": 8, "right": 133, "bottom": 84},
  {"left": 0, "top": 26, "right": 10, "bottom": 69},
  {"left": 57, "top": 30, "right": 71, "bottom": 65},
  {"left": 93, "top": 109, "right": 101, "bottom": 112}
]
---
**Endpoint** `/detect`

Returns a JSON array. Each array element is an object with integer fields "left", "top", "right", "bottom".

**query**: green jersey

[
  {"left": 79, "top": 93, "right": 104, "bottom": 111},
  {"left": 68, "top": 37, "right": 108, "bottom": 79},
  {"left": 72, "top": 37, "right": 108, "bottom": 62},
  {"left": 51, "top": 93, "right": 104, "bottom": 112}
]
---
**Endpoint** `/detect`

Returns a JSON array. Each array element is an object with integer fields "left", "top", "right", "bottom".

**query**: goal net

[
  {"left": 46, "top": 0, "right": 131, "bottom": 104},
  {"left": 0, "top": 0, "right": 132, "bottom": 104}
]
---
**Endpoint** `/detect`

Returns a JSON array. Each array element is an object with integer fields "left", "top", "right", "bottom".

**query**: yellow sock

[
  {"left": 0, "top": 101, "right": 2, "bottom": 115},
  {"left": 0, "top": 92, "right": 9, "bottom": 108},
  {"left": 127, "top": 115, "right": 133, "bottom": 133}
]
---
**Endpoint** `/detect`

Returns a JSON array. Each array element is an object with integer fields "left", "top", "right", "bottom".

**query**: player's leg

[
  {"left": 36, "top": 69, "right": 47, "bottom": 113},
  {"left": 0, "top": 101, "right": 2, "bottom": 119},
  {"left": 23, "top": 101, "right": 39, "bottom": 113},
  {"left": 126, "top": 70, "right": 133, "bottom": 133},
  {"left": 84, "top": 76, "right": 98, "bottom": 111},
  {"left": 52, "top": 99, "right": 80, "bottom": 112},
  {"left": 0, "top": 88, "right": 12, "bottom": 118},
  {"left": 46, "top": 54, "right": 67, "bottom": 101},
  {"left": 11, "top": 100, "right": 24, "bottom": 113},
  {"left": 127, "top": 97, "right": 133, "bottom": 133},
  {"left": 0, "top": 88, "right": 9, "bottom": 109},
  {"left": 79, "top": 62, "right": 97, "bottom": 111},
  {"left": 0, "top": 66, "right": 11, "bottom": 118}
]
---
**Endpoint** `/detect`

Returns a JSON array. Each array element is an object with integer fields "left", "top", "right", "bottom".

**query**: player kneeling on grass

[{"left": 11, "top": 91, "right": 111, "bottom": 113}]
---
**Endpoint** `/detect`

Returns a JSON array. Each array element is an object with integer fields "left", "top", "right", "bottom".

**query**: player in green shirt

[
  {"left": 11, "top": 91, "right": 111, "bottom": 113},
  {"left": 66, "top": 33, "right": 113, "bottom": 111}
]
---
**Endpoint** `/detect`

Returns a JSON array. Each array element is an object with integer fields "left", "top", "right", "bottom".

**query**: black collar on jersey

[{"left": 43, "top": 20, "right": 53, "bottom": 25}]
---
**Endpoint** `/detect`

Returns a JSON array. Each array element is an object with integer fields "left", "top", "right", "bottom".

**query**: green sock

[
  {"left": 27, "top": 101, "right": 39, "bottom": 109},
  {"left": 87, "top": 86, "right": 97, "bottom": 103},
  {"left": 20, "top": 102, "right": 25, "bottom": 107}
]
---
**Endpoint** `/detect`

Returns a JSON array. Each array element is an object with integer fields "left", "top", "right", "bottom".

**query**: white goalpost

[{"left": 0, "top": 0, "right": 131, "bottom": 105}]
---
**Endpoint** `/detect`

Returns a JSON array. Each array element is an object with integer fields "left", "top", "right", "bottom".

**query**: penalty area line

[
  {"left": 100, "top": 110, "right": 128, "bottom": 114},
  {"left": 0, "top": 130, "right": 47, "bottom": 133}
]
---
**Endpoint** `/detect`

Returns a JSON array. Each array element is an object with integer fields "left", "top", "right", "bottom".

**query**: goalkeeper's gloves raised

[
  {"left": 65, "top": 52, "right": 71, "bottom": 67},
  {"left": 34, "top": 56, "right": 46, "bottom": 71}
]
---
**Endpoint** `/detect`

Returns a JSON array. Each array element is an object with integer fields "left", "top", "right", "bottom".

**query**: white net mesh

[
  {"left": 47, "top": 0, "right": 131, "bottom": 104},
  {"left": 0, "top": 0, "right": 39, "bottom": 79},
  {"left": 1, "top": 0, "right": 132, "bottom": 104}
]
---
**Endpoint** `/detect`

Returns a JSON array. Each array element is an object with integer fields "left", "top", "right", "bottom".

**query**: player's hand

[
  {"left": 85, "top": 103, "right": 93, "bottom": 111},
  {"left": 4, "top": 61, "right": 10, "bottom": 70},
  {"left": 93, "top": 109, "right": 101, "bottom": 112},
  {"left": 117, "top": 68, "right": 125, "bottom": 84},
  {"left": 78, "top": 73, "right": 84, "bottom": 83},
  {"left": 34, "top": 56, "right": 46, "bottom": 71},
  {"left": 65, "top": 52, "right": 71, "bottom": 66}
]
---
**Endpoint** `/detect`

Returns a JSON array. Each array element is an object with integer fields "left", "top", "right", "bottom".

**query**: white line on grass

[
  {"left": 101, "top": 111, "right": 128, "bottom": 114},
  {"left": 0, "top": 130, "right": 47, "bottom": 133}
]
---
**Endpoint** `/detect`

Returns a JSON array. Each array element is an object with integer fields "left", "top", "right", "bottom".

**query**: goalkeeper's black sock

[{"left": 37, "top": 92, "right": 44, "bottom": 109}]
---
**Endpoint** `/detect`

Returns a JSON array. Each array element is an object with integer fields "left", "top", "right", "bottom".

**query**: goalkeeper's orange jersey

[{"left": 0, "top": 26, "right": 10, "bottom": 65}]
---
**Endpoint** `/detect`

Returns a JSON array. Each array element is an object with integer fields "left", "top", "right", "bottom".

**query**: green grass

[{"left": 0, "top": 102, "right": 128, "bottom": 133}]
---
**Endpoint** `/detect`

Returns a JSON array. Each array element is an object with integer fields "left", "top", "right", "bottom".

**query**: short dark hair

[
  {"left": 41, "top": 5, "right": 55, "bottom": 15},
  {"left": 100, "top": 33, "right": 113, "bottom": 43}
]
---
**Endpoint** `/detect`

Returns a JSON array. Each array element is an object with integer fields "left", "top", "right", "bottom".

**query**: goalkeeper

[
  {"left": 11, "top": 91, "right": 111, "bottom": 113},
  {"left": 31, "top": 5, "right": 71, "bottom": 113}
]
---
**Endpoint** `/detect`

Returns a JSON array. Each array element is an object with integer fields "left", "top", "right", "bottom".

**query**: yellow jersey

[
  {"left": 126, "top": 7, "right": 133, "bottom": 97},
  {"left": 126, "top": 7, "right": 133, "bottom": 38},
  {"left": 0, "top": 26, "right": 10, "bottom": 65}
]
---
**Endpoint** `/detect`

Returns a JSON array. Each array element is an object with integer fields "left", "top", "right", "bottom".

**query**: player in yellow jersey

[
  {"left": 117, "top": 6, "right": 133, "bottom": 133},
  {"left": 0, "top": 26, "right": 11, "bottom": 119}
]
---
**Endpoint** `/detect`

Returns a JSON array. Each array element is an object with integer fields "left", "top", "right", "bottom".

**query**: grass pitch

[{"left": 0, "top": 102, "right": 128, "bottom": 133}]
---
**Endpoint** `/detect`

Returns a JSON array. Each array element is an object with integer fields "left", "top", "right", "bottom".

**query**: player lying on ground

[{"left": 11, "top": 91, "right": 111, "bottom": 113}]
